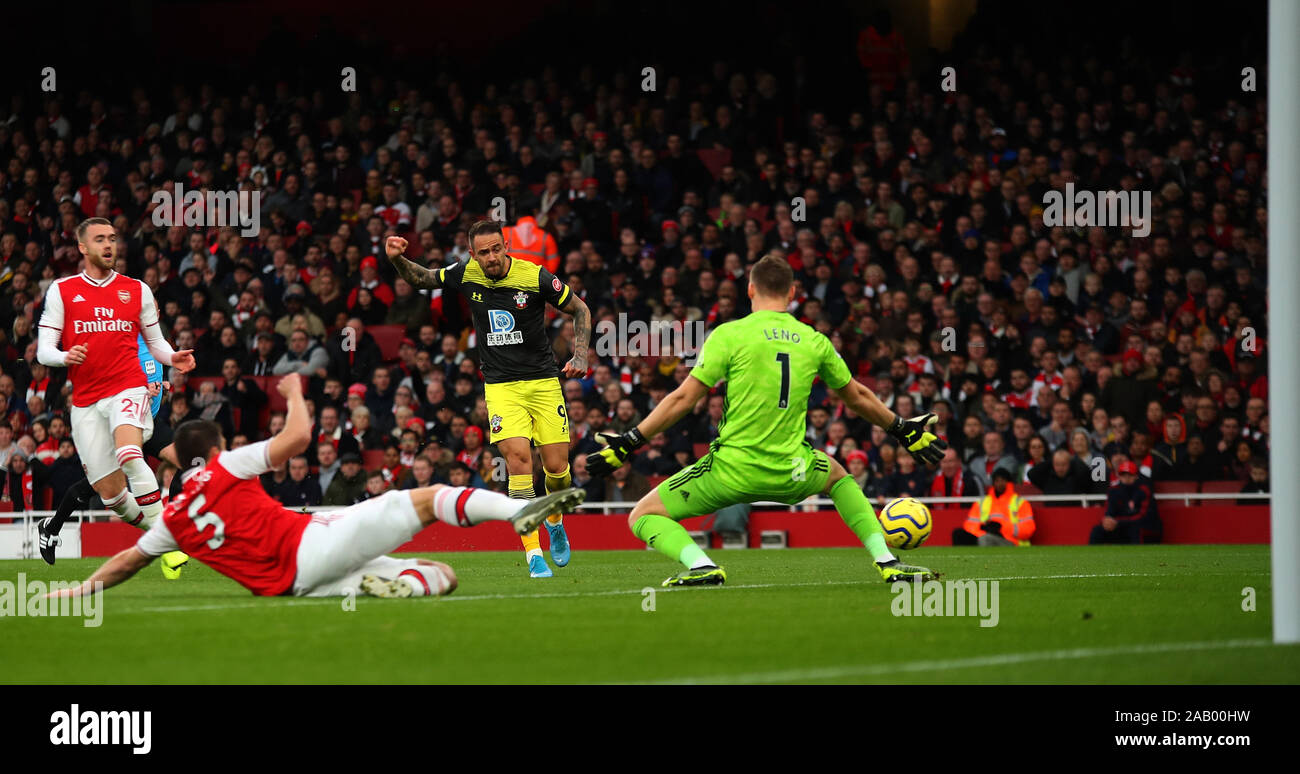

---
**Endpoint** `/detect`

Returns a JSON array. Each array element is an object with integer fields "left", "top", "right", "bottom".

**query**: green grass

[{"left": 1, "top": 546, "right": 1297, "bottom": 684}]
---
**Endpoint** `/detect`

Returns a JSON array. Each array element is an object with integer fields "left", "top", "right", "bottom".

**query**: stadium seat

[
  {"left": 260, "top": 375, "right": 291, "bottom": 414},
  {"left": 692, "top": 442, "right": 711, "bottom": 459},
  {"left": 1197, "top": 480, "right": 1245, "bottom": 504},
  {"left": 368, "top": 324, "right": 407, "bottom": 362},
  {"left": 647, "top": 475, "right": 668, "bottom": 489},
  {"left": 1016, "top": 483, "right": 1042, "bottom": 496},
  {"left": 362, "top": 449, "right": 386, "bottom": 471},
  {"left": 695, "top": 148, "right": 732, "bottom": 179},
  {"left": 1154, "top": 481, "right": 1199, "bottom": 494}
]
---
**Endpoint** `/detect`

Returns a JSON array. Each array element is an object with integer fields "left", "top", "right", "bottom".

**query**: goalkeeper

[{"left": 586, "top": 255, "right": 946, "bottom": 587}]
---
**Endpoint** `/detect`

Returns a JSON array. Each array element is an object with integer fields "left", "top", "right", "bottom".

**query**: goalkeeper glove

[
  {"left": 585, "top": 428, "right": 647, "bottom": 477},
  {"left": 887, "top": 412, "right": 948, "bottom": 466}
]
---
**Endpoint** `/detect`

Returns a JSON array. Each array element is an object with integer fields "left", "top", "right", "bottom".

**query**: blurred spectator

[
  {"left": 929, "top": 448, "right": 982, "bottom": 498},
  {"left": 275, "top": 455, "right": 321, "bottom": 508},
  {"left": 323, "top": 453, "right": 366, "bottom": 506},
  {"left": 315, "top": 442, "right": 340, "bottom": 494},
  {"left": 1029, "top": 449, "right": 1098, "bottom": 496},
  {"left": 1238, "top": 458, "right": 1269, "bottom": 505}
]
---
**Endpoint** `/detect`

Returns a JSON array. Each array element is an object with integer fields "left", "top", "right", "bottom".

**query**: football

[{"left": 878, "top": 497, "right": 933, "bottom": 550}]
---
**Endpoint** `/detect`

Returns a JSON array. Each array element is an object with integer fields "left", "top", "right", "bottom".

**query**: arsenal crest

[
  {"left": 118, "top": 289, "right": 131, "bottom": 304},
  {"left": 514, "top": 291, "right": 528, "bottom": 309}
]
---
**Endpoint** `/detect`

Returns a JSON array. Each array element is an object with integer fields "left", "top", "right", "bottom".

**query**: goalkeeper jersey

[{"left": 688, "top": 309, "right": 852, "bottom": 481}]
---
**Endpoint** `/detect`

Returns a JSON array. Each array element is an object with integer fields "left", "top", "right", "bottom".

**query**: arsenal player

[
  {"left": 37, "top": 218, "right": 196, "bottom": 577},
  {"left": 52, "top": 375, "right": 585, "bottom": 599}
]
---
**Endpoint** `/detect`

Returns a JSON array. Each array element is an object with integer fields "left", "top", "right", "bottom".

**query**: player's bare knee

[{"left": 92, "top": 471, "right": 126, "bottom": 499}]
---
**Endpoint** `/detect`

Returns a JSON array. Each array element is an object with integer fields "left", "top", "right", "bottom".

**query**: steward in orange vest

[
  {"left": 952, "top": 467, "right": 1035, "bottom": 547},
  {"left": 502, "top": 215, "right": 559, "bottom": 274}
]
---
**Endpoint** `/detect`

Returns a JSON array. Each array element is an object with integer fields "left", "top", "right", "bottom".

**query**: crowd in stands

[{"left": 0, "top": 16, "right": 1271, "bottom": 515}]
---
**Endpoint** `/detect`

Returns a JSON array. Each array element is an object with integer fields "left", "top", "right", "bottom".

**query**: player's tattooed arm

[
  {"left": 384, "top": 236, "right": 442, "bottom": 289},
  {"left": 560, "top": 293, "right": 591, "bottom": 377}
]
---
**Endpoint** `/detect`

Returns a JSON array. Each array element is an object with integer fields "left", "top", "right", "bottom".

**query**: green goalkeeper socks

[
  {"left": 632, "top": 514, "right": 712, "bottom": 568},
  {"left": 829, "top": 476, "right": 895, "bottom": 563}
]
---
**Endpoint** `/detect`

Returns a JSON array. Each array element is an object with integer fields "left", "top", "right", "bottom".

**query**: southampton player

[
  {"left": 48, "top": 375, "right": 585, "bottom": 600},
  {"left": 37, "top": 218, "right": 196, "bottom": 575},
  {"left": 385, "top": 223, "right": 591, "bottom": 578},
  {"left": 37, "top": 334, "right": 188, "bottom": 577},
  {"left": 586, "top": 255, "right": 947, "bottom": 586}
]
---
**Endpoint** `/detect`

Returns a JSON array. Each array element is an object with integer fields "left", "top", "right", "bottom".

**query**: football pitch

[{"left": 2, "top": 546, "right": 1297, "bottom": 684}]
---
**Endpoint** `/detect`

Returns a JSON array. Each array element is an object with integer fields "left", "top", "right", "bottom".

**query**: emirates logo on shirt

[{"left": 117, "top": 289, "right": 131, "bottom": 304}]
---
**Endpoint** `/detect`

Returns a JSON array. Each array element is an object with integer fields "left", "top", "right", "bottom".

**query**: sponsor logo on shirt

[{"left": 486, "top": 309, "right": 524, "bottom": 346}]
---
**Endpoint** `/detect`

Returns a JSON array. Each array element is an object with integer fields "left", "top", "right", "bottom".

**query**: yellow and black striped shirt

[{"left": 438, "top": 256, "right": 572, "bottom": 384}]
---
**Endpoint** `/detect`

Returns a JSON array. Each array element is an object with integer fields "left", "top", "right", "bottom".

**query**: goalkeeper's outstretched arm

[
  {"left": 636, "top": 375, "right": 711, "bottom": 439},
  {"left": 585, "top": 376, "right": 711, "bottom": 476},
  {"left": 832, "top": 378, "right": 898, "bottom": 428},
  {"left": 833, "top": 378, "right": 948, "bottom": 466}
]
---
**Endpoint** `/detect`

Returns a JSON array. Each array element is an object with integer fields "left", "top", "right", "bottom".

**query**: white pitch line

[
  {"left": 122, "top": 569, "right": 1272, "bottom": 612},
  {"left": 134, "top": 599, "right": 343, "bottom": 613},
  {"left": 623, "top": 638, "right": 1280, "bottom": 685}
]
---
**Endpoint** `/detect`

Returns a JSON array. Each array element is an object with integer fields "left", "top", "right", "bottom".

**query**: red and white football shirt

[
  {"left": 38, "top": 271, "right": 162, "bottom": 407},
  {"left": 137, "top": 441, "right": 311, "bottom": 596}
]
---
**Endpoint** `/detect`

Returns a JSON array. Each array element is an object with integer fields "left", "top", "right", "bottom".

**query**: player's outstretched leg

[
  {"left": 542, "top": 461, "right": 573, "bottom": 567},
  {"left": 415, "top": 484, "right": 585, "bottom": 536},
  {"left": 825, "top": 465, "right": 937, "bottom": 583},
  {"left": 38, "top": 478, "right": 96, "bottom": 565},
  {"left": 628, "top": 490, "right": 725, "bottom": 587}
]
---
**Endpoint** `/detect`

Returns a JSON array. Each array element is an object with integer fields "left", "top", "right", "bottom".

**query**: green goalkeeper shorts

[{"left": 657, "top": 447, "right": 832, "bottom": 521}]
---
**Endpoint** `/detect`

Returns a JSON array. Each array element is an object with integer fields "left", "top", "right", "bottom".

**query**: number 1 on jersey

[{"left": 775, "top": 352, "right": 790, "bottom": 409}]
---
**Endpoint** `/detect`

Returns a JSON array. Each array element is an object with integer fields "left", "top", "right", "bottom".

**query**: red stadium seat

[
  {"left": 1154, "top": 481, "right": 1199, "bottom": 494},
  {"left": 647, "top": 475, "right": 668, "bottom": 489},
  {"left": 258, "top": 375, "right": 293, "bottom": 414},
  {"left": 1197, "top": 480, "right": 1245, "bottom": 504},
  {"left": 368, "top": 324, "right": 406, "bottom": 362},
  {"left": 1017, "top": 483, "right": 1042, "bottom": 496},
  {"left": 692, "top": 442, "right": 711, "bottom": 460},
  {"left": 362, "top": 449, "right": 386, "bottom": 471},
  {"left": 695, "top": 149, "right": 732, "bottom": 180}
]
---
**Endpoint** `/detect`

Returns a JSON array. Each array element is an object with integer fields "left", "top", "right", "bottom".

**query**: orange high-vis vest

[
  {"left": 964, "top": 483, "right": 1035, "bottom": 546},
  {"left": 502, "top": 216, "right": 559, "bottom": 274}
]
